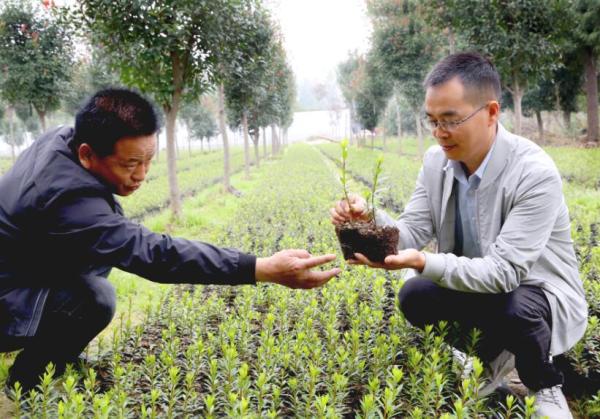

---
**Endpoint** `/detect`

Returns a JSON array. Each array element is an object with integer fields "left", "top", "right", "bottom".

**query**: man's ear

[
  {"left": 488, "top": 100, "right": 501, "bottom": 126},
  {"left": 78, "top": 143, "right": 95, "bottom": 170}
]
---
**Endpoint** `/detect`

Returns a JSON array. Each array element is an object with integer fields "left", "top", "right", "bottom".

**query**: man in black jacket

[{"left": 0, "top": 88, "right": 341, "bottom": 393}]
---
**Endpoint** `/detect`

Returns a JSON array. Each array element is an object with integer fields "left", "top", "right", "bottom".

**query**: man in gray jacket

[{"left": 331, "top": 52, "right": 587, "bottom": 418}]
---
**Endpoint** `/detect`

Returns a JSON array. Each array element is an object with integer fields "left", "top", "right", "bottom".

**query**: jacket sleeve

[
  {"left": 375, "top": 164, "right": 436, "bottom": 251},
  {"left": 422, "top": 166, "right": 563, "bottom": 293},
  {"left": 45, "top": 193, "right": 257, "bottom": 285}
]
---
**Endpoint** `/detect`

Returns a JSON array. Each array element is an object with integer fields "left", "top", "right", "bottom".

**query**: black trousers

[
  {"left": 399, "top": 277, "right": 563, "bottom": 391},
  {"left": 4, "top": 276, "right": 116, "bottom": 393}
]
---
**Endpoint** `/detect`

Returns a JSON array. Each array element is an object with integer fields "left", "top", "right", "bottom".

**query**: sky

[{"left": 268, "top": 0, "right": 372, "bottom": 83}]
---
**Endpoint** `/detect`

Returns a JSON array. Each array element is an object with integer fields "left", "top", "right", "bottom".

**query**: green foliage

[
  {"left": 368, "top": 0, "right": 442, "bottom": 112},
  {"left": 573, "top": 0, "right": 600, "bottom": 54},
  {"left": 0, "top": 142, "right": 598, "bottom": 416},
  {"left": 355, "top": 53, "right": 393, "bottom": 133},
  {"left": 224, "top": 4, "right": 275, "bottom": 130},
  {"left": 0, "top": 112, "right": 26, "bottom": 149},
  {"left": 337, "top": 51, "right": 361, "bottom": 110},
  {"left": 242, "top": 40, "right": 295, "bottom": 139},
  {"left": 0, "top": 0, "right": 74, "bottom": 125},
  {"left": 61, "top": 48, "right": 122, "bottom": 117},
  {"left": 433, "top": 0, "right": 568, "bottom": 98},
  {"left": 180, "top": 101, "right": 217, "bottom": 142},
  {"left": 76, "top": 0, "right": 225, "bottom": 109}
]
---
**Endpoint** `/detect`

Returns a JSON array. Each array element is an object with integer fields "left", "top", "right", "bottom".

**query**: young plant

[
  {"left": 339, "top": 139, "right": 352, "bottom": 212},
  {"left": 370, "top": 155, "right": 385, "bottom": 226}
]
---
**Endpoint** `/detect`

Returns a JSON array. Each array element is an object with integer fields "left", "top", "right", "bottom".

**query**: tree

[
  {"left": 435, "top": 0, "right": 568, "bottom": 135},
  {"left": 223, "top": 5, "right": 274, "bottom": 178},
  {"left": 180, "top": 101, "right": 217, "bottom": 155},
  {"left": 522, "top": 78, "right": 556, "bottom": 143},
  {"left": 268, "top": 38, "right": 295, "bottom": 154},
  {"left": 226, "top": 22, "right": 294, "bottom": 169},
  {"left": 275, "top": 60, "right": 296, "bottom": 148},
  {"left": 572, "top": 0, "right": 600, "bottom": 142},
  {"left": 337, "top": 52, "right": 361, "bottom": 144},
  {"left": 62, "top": 48, "right": 121, "bottom": 117},
  {"left": 1, "top": 107, "right": 27, "bottom": 162},
  {"left": 77, "top": 0, "right": 256, "bottom": 217},
  {"left": 0, "top": 0, "right": 73, "bottom": 131},
  {"left": 353, "top": 53, "right": 392, "bottom": 147},
  {"left": 368, "top": 0, "right": 441, "bottom": 156}
]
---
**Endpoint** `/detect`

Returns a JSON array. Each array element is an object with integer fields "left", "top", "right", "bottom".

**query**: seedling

[{"left": 335, "top": 141, "right": 399, "bottom": 262}]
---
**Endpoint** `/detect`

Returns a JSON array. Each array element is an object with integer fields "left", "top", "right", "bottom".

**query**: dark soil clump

[{"left": 335, "top": 220, "right": 399, "bottom": 263}]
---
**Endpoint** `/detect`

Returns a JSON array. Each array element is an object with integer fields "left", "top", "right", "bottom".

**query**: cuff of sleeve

[
  {"left": 375, "top": 209, "right": 393, "bottom": 227},
  {"left": 238, "top": 253, "right": 257, "bottom": 285},
  {"left": 421, "top": 252, "right": 446, "bottom": 280}
]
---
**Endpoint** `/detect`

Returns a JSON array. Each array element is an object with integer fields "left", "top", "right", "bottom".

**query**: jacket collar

[
  {"left": 441, "top": 122, "right": 511, "bottom": 187},
  {"left": 479, "top": 123, "right": 511, "bottom": 188}
]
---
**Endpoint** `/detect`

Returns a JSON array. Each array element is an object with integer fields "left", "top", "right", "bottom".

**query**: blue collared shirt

[{"left": 450, "top": 140, "right": 496, "bottom": 258}]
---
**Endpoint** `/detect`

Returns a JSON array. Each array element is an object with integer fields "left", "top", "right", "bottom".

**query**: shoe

[
  {"left": 452, "top": 348, "right": 515, "bottom": 398},
  {"left": 531, "top": 385, "right": 573, "bottom": 419},
  {"left": 478, "top": 350, "right": 515, "bottom": 398},
  {"left": 452, "top": 347, "right": 474, "bottom": 377}
]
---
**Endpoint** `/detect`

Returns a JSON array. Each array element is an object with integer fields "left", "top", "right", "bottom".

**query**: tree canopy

[{"left": 0, "top": 0, "right": 74, "bottom": 131}]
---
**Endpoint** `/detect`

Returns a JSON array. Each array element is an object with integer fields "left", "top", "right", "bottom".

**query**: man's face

[
  {"left": 424, "top": 77, "right": 497, "bottom": 172},
  {"left": 81, "top": 134, "right": 157, "bottom": 196}
]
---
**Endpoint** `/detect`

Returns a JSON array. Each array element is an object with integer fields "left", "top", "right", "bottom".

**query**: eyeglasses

[{"left": 423, "top": 103, "right": 488, "bottom": 132}]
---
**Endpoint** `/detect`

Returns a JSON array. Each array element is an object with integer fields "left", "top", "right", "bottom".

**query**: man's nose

[
  {"left": 434, "top": 126, "right": 450, "bottom": 140},
  {"left": 132, "top": 165, "right": 146, "bottom": 182}
]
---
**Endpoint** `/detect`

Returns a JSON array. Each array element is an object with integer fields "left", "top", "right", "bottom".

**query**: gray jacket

[{"left": 377, "top": 123, "right": 587, "bottom": 355}]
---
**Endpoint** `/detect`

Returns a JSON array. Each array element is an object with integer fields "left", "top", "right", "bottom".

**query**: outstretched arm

[{"left": 256, "top": 249, "right": 341, "bottom": 289}]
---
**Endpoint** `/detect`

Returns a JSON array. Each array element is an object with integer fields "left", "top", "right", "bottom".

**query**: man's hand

[
  {"left": 255, "top": 249, "right": 341, "bottom": 289},
  {"left": 349, "top": 249, "right": 426, "bottom": 272},
  {"left": 330, "top": 193, "right": 370, "bottom": 225}
]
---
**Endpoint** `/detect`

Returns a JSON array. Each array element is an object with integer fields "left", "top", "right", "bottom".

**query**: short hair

[
  {"left": 423, "top": 52, "right": 502, "bottom": 104},
  {"left": 72, "top": 88, "right": 161, "bottom": 157}
]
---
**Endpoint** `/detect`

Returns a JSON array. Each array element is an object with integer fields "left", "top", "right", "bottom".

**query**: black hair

[
  {"left": 424, "top": 52, "right": 502, "bottom": 103},
  {"left": 72, "top": 88, "right": 161, "bottom": 157}
]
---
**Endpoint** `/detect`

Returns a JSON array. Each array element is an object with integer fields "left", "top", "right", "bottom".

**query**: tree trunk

[
  {"left": 154, "top": 132, "right": 159, "bottom": 162},
  {"left": 34, "top": 108, "right": 47, "bottom": 133},
  {"left": 262, "top": 127, "right": 267, "bottom": 158},
  {"left": 535, "top": 110, "right": 544, "bottom": 144},
  {"left": 242, "top": 112, "right": 251, "bottom": 178},
  {"left": 188, "top": 136, "right": 191, "bottom": 157},
  {"left": 448, "top": 28, "right": 456, "bottom": 54},
  {"left": 217, "top": 83, "right": 231, "bottom": 192},
  {"left": 7, "top": 106, "right": 15, "bottom": 163},
  {"left": 200, "top": 138, "right": 204, "bottom": 153},
  {"left": 563, "top": 111, "right": 572, "bottom": 131},
  {"left": 348, "top": 106, "right": 353, "bottom": 145},
  {"left": 584, "top": 48, "right": 599, "bottom": 142},
  {"left": 382, "top": 109, "right": 387, "bottom": 151},
  {"left": 271, "top": 124, "right": 278, "bottom": 155},
  {"left": 253, "top": 134, "right": 260, "bottom": 168},
  {"left": 511, "top": 74, "right": 524, "bottom": 136},
  {"left": 175, "top": 126, "right": 180, "bottom": 160},
  {"left": 164, "top": 104, "right": 182, "bottom": 218},
  {"left": 415, "top": 111, "right": 423, "bottom": 158},
  {"left": 279, "top": 127, "right": 284, "bottom": 149},
  {"left": 164, "top": 52, "right": 185, "bottom": 218},
  {"left": 396, "top": 97, "right": 403, "bottom": 156}
]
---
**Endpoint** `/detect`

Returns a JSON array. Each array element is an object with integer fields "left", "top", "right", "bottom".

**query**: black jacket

[{"left": 0, "top": 126, "right": 256, "bottom": 337}]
